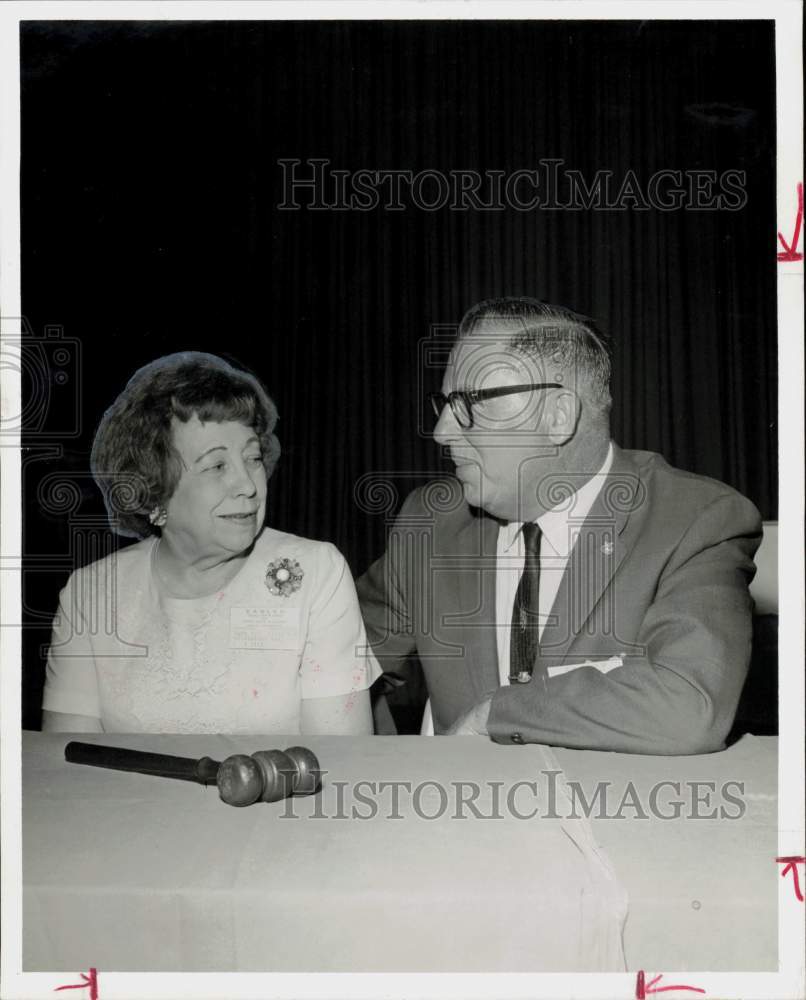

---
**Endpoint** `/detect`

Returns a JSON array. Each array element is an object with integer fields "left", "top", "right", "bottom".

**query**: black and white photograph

[{"left": 1, "top": 3, "right": 803, "bottom": 998}]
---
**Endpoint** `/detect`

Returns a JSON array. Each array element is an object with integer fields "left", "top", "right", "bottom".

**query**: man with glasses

[{"left": 357, "top": 297, "right": 761, "bottom": 753}]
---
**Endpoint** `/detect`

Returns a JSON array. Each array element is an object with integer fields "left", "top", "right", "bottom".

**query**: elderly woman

[{"left": 42, "top": 352, "right": 380, "bottom": 734}]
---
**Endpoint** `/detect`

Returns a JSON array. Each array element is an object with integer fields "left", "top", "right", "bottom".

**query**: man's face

[{"left": 433, "top": 325, "right": 564, "bottom": 520}]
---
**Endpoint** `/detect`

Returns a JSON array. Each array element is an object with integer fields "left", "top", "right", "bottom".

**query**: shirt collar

[{"left": 501, "top": 442, "right": 615, "bottom": 556}]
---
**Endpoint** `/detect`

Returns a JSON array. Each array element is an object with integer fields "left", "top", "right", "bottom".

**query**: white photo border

[{"left": 1, "top": 3, "right": 803, "bottom": 998}]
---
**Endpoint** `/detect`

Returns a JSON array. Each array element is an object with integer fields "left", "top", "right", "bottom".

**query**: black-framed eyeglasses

[{"left": 428, "top": 383, "right": 563, "bottom": 430}]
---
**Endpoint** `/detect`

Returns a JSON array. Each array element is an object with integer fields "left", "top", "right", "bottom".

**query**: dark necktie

[{"left": 509, "top": 522, "right": 542, "bottom": 684}]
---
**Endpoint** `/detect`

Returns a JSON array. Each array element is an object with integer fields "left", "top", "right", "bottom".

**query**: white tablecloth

[
  {"left": 22, "top": 733, "right": 777, "bottom": 972},
  {"left": 23, "top": 733, "right": 627, "bottom": 972}
]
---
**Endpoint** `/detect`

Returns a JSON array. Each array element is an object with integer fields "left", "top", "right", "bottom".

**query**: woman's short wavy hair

[{"left": 91, "top": 352, "right": 281, "bottom": 538}]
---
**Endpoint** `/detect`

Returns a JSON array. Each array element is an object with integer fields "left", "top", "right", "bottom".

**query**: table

[
  {"left": 556, "top": 734, "right": 778, "bottom": 972},
  {"left": 22, "top": 732, "right": 777, "bottom": 973}
]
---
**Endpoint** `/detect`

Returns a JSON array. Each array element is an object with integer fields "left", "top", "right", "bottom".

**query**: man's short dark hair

[
  {"left": 91, "top": 352, "right": 281, "bottom": 538},
  {"left": 458, "top": 296, "right": 612, "bottom": 414}
]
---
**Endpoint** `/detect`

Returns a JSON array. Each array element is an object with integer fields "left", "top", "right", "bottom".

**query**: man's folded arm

[
  {"left": 488, "top": 493, "right": 762, "bottom": 754},
  {"left": 356, "top": 490, "right": 421, "bottom": 674}
]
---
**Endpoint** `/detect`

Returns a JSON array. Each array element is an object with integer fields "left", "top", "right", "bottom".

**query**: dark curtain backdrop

[{"left": 20, "top": 20, "right": 777, "bottom": 729}]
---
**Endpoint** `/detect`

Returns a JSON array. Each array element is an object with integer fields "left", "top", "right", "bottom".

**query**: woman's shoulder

[
  {"left": 253, "top": 526, "right": 343, "bottom": 563},
  {"left": 228, "top": 529, "right": 358, "bottom": 618},
  {"left": 65, "top": 537, "right": 156, "bottom": 590},
  {"left": 250, "top": 528, "right": 349, "bottom": 592}
]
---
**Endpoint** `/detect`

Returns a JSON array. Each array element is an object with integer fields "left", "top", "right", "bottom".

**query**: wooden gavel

[{"left": 64, "top": 741, "right": 322, "bottom": 807}]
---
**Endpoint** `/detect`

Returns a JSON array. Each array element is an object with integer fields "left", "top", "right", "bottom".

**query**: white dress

[{"left": 42, "top": 527, "right": 381, "bottom": 733}]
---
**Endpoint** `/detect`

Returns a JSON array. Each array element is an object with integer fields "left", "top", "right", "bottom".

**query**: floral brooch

[{"left": 265, "top": 557, "right": 304, "bottom": 597}]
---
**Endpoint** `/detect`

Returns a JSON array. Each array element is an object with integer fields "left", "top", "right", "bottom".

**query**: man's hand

[{"left": 446, "top": 697, "right": 492, "bottom": 735}]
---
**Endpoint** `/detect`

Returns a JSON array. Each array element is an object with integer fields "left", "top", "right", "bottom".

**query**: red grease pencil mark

[
  {"left": 55, "top": 968, "right": 98, "bottom": 1000},
  {"left": 636, "top": 971, "right": 705, "bottom": 997},
  {"left": 777, "top": 182, "right": 803, "bottom": 261},
  {"left": 776, "top": 855, "right": 806, "bottom": 901},
  {"left": 252, "top": 688, "right": 258, "bottom": 698}
]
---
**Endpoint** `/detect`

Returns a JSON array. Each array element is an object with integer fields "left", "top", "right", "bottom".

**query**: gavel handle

[{"left": 64, "top": 741, "right": 220, "bottom": 785}]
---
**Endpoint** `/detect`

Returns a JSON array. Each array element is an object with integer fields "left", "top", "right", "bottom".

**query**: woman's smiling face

[{"left": 163, "top": 415, "right": 268, "bottom": 562}]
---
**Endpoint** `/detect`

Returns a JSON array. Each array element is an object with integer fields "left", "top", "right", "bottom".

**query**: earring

[{"left": 148, "top": 505, "right": 168, "bottom": 528}]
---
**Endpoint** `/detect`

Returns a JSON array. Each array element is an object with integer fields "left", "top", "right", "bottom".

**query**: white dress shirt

[
  {"left": 420, "top": 443, "right": 614, "bottom": 732},
  {"left": 495, "top": 442, "right": 614, "bottom": 686}
]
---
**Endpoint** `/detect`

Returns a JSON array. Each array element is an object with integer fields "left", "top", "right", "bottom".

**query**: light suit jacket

[{"left": 357, "top": 446, "right": 762, "bottom": 754}]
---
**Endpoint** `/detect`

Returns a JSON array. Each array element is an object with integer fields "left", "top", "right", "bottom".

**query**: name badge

[{"left": 229, "top": 606, "right": 301, "bottom": 650}]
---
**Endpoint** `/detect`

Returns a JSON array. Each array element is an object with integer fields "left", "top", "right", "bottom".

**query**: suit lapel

[
  {"left": 452, "top": 510, "right": 500, "bottom": 699},
  {"left": 538, "top": 446, "right": 639, "bottom": 665}
]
